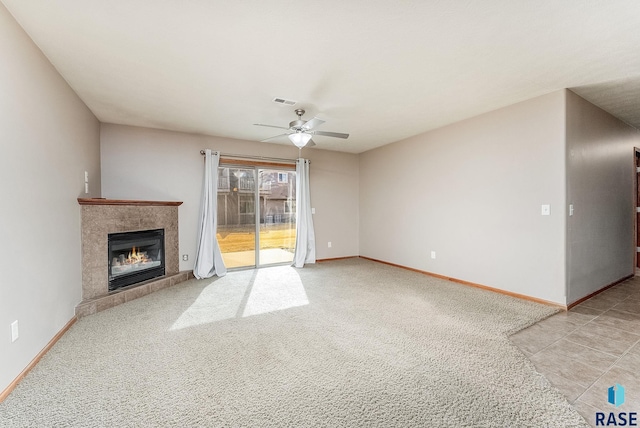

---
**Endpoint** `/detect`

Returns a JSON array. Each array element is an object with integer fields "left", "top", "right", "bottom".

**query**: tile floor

[{"left": 510, "top": 277, "right": 640, "bottom": 427}]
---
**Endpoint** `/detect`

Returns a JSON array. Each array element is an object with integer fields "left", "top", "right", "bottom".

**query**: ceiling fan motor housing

[
  {"left": 289, "top": 119, "right": 306, "bottom": 130},
  {"left": 289, "top": 109, "right": 307, "bottom": 130}
]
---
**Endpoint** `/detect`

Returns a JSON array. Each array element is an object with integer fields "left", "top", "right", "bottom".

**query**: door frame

[{"left": 634, "top": 148, "right": 640, "bottom": 272}]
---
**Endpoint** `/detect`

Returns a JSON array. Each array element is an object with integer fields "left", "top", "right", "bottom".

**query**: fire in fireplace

[{"left": 108, "top": 229, "right": 165, "bottom": 291}]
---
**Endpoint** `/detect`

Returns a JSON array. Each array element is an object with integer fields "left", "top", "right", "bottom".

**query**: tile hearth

[{"left": 75, "top": 271, "right": 193, "bottom": 317}]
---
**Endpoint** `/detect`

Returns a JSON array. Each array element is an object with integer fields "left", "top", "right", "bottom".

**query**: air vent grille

[{"left": 273, "top": 97, "right": 296, "bottom": 106}]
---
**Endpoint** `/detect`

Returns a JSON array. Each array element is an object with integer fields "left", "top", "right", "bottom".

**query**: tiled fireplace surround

[{"left": 75, "top": 198, "right": 192, "bottom": 317}]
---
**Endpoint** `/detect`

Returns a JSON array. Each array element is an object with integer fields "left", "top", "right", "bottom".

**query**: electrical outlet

[
  {"left": 84, "top": 183, "right": 89, "bottom": 194},
  {"left": 11, "top": 320, "right": 18, "bottom": 342},
  {"left": 182, "top": 254, "right": 188, "bottom": 261},
  {"left": 328, "top": 242, "right": 332, "bottom": 248},
  {"left": 430, "top": 251, "right": 436, "bottom": 259}
]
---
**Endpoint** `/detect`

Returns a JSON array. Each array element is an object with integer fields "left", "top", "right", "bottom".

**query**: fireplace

[{"left": 108, "top": 229, "right": 165, "bottom": 291}]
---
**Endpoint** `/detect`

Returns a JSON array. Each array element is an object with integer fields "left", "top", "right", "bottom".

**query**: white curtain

[
  {"left": 292, "top": 158, "right": 316, "bottom": 267},
  {"left": 193, "top": 149, "right": 227, "bottom": 279}
]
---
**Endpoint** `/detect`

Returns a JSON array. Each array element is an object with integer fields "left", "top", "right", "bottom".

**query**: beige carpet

[{"left": 0, "top": 258, "right": 588, "bottom": 427}]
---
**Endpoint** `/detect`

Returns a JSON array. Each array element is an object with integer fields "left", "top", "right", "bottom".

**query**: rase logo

[
  {"left": 596, "top": 384, "right": 637, "bottom": 426},
  {"left": 609, "top": 384, "right": 626, "bottom": 408}
]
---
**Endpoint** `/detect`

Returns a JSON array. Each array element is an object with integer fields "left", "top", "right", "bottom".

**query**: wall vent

[{"left": 272, "top": 97, "right": 296, "bottom": 106}]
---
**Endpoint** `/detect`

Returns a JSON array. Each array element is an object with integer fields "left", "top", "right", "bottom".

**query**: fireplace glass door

[{"left": 108, "top": 228, "right": 165, "bottom": 291}]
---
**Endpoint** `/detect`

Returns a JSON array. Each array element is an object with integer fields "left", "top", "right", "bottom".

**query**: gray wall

[
  {"left": 99, "top": 124, "right": 359, "bottom": 268},
  {"left": 359, "top": 91, "right": 567, "bottom": 304},
  {"left": 566, "top": 90, "right": 640, "bottom": 304},
  {"left": 0, "top": 3, "right": 100, "bottom": 393}
]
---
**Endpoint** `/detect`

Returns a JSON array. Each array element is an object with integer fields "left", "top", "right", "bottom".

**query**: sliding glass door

[{"left": 216, "top": 165, "right": 296, "bottom": 269}]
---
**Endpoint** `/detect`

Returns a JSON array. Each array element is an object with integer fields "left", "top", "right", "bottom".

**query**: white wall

[
  {"left": 0, "top": 3, "right": 100, "bottom": 393},
  {"left": 359, "top": 91, "right": 567, "bottom": 304},
  {"left": 566, "top": 90, "right": 640, "bottom": 304},
  {"left": 100, "top": 124, "right": 359, "bottom": 269}
]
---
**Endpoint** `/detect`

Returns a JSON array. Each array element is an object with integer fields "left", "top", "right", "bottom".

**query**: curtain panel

[
  {"left": 292, "top": 158, "right": 316, "bottom": 267},
  {"left": 193, "top": 149, "right": 227, "bottom": 278}
]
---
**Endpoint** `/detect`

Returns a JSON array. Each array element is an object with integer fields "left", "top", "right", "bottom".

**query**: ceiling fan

[{"left": 254, "top": 109, "right": 349, "bottom": 148}]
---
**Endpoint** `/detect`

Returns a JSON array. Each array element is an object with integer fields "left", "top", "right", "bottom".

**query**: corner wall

[
  {"left": 566, "top": 90, "right": 640, "bottom": 304},
  {"left": 0, "top": 3, "right": 100, "bottom": 393},
  {"left": 99, "top": 124, "right": 359, "bottom": 269},
  {"left": 359, "top": 91, "right": 567, "bottom": 304}
]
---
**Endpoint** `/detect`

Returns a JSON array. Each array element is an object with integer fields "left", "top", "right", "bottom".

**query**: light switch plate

[
  {"left": 541, "top": 204, "right": 550, "bottom": 216},
  {"left": 11, "top": 320, "right": 18, "bottom": 342}
]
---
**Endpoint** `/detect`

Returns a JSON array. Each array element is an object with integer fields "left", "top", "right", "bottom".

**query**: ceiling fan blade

[
  {"left": 310, "top": 130, "right": 349, "bottom": 139},
  {"left": 302, "top": 117, "right": 325, "bottom": 131},
  {"left": 307, "top": 139, "right": 316, "bottom": 147},
  {"left": 261, "top": 133, "right": 291, "bottom": 142},
  {"left": 254, "top": 123, "right": 290, "bottom": 130}
]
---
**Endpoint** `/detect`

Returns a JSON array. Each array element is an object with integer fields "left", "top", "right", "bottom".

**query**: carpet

[{"left": 0, "top": 258, "right": 588, "bottom": 427}]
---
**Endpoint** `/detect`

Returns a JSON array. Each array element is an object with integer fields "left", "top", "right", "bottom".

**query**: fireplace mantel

[{"left": 78, "top": 198, "right": 183, "bottom": 206}]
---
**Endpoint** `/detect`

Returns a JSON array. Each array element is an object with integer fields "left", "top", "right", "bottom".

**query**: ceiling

[{"left": 3, "top": 0, "right": 640, "bottom": 154}]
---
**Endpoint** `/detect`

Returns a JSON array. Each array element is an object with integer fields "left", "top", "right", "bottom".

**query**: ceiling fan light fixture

[
  {"left": 288, "top": 132, "right": 312, "bottom": 148},
  {"left": 256, "top": 108, "right": 346, "bottom": 148}
]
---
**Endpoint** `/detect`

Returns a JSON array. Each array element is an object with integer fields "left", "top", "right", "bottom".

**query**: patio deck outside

[{"left": 217, "top": 223, "right": 296, "bottom": 268}]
